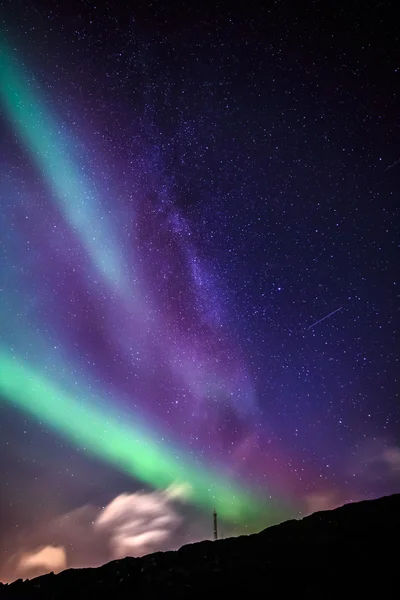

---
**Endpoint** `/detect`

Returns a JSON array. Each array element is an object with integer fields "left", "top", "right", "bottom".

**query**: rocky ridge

[{"left": 0, "top": 493, "right": 398, "bottom": 598}]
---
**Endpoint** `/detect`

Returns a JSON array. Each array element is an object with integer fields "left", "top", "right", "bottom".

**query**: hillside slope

[{"left": 1, "top": 493, "right": 399, "bottom": 598}]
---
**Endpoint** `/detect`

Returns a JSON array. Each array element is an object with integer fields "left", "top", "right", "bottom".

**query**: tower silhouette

[{"left": 213, "top": 508, "right": 218, "bottom": 541}]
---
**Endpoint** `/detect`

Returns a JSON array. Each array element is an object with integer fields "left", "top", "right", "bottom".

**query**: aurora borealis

[
  {"left": 0, "top": 352, "right": 266, "bottom": 521},
  {"left": 1, "top": 0, "right": 399, "bottom": 584},
  {"left": 0, "top": 39, "right": 274, "bottom": 524}
]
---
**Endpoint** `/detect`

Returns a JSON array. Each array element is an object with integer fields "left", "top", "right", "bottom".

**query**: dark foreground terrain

[{"left": 1, "top": 493, "right": 399, "bottom": 598}]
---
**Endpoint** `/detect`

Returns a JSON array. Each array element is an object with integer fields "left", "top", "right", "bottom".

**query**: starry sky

[{"left": 0, "top": 0, "right": 399, "bottom": 583}]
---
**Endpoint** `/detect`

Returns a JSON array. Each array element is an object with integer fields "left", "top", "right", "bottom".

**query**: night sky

[{"left": 0, "top": 0, "right": 399, "bottom": 583}]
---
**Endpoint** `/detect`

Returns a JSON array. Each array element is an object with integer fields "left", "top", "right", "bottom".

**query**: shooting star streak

[
  {"left": 307, "top": 307, "right": 343, "bottom": 330},
  {"left": 384, "top": 158, "right": 400, "bottom": 173}
]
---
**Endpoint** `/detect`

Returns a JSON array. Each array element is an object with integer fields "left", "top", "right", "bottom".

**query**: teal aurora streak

[
  {"left": 0, "top": 39, "right": 137, "bottom": 302},
  {"left": 0, "top": 351, "right": 266, "bottom": 522}
]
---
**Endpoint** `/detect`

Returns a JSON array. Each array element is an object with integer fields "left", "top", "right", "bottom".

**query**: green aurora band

[{"left": 0, "top": 351, "right": 268, "bottom": 523}]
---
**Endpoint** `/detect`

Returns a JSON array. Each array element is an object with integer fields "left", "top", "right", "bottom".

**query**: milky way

[
  {"left": 0, "top": 39, "right": 290, "bottom": 516},
  {"left": 0, "top": 0, "right": 399, "bottom": 583}
]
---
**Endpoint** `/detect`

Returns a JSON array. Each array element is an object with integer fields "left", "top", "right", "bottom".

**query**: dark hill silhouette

[{"left": 1, "top": 493, "right": 399, "bottom": 598}]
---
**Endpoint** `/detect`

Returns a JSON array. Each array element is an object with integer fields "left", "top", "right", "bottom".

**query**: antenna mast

[{"left": 213, "top": 508, "right": 218, "bottom": 541}]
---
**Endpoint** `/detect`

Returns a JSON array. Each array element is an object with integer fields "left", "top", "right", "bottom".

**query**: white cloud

[
  {"left": 95, "top": 485, "right": 189, "bottom": 558},
  {"left": 18, "top": 545, "right": 66, "bottom": 574},
  {"left": 382, "top": 447, "right": 400, "bottom": 472},
  {"left": 304, "top": 491, "right": 341, "bottom": 515},
  {"left": 347, "top": 438, "right": 400, "bottom": 483}
]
